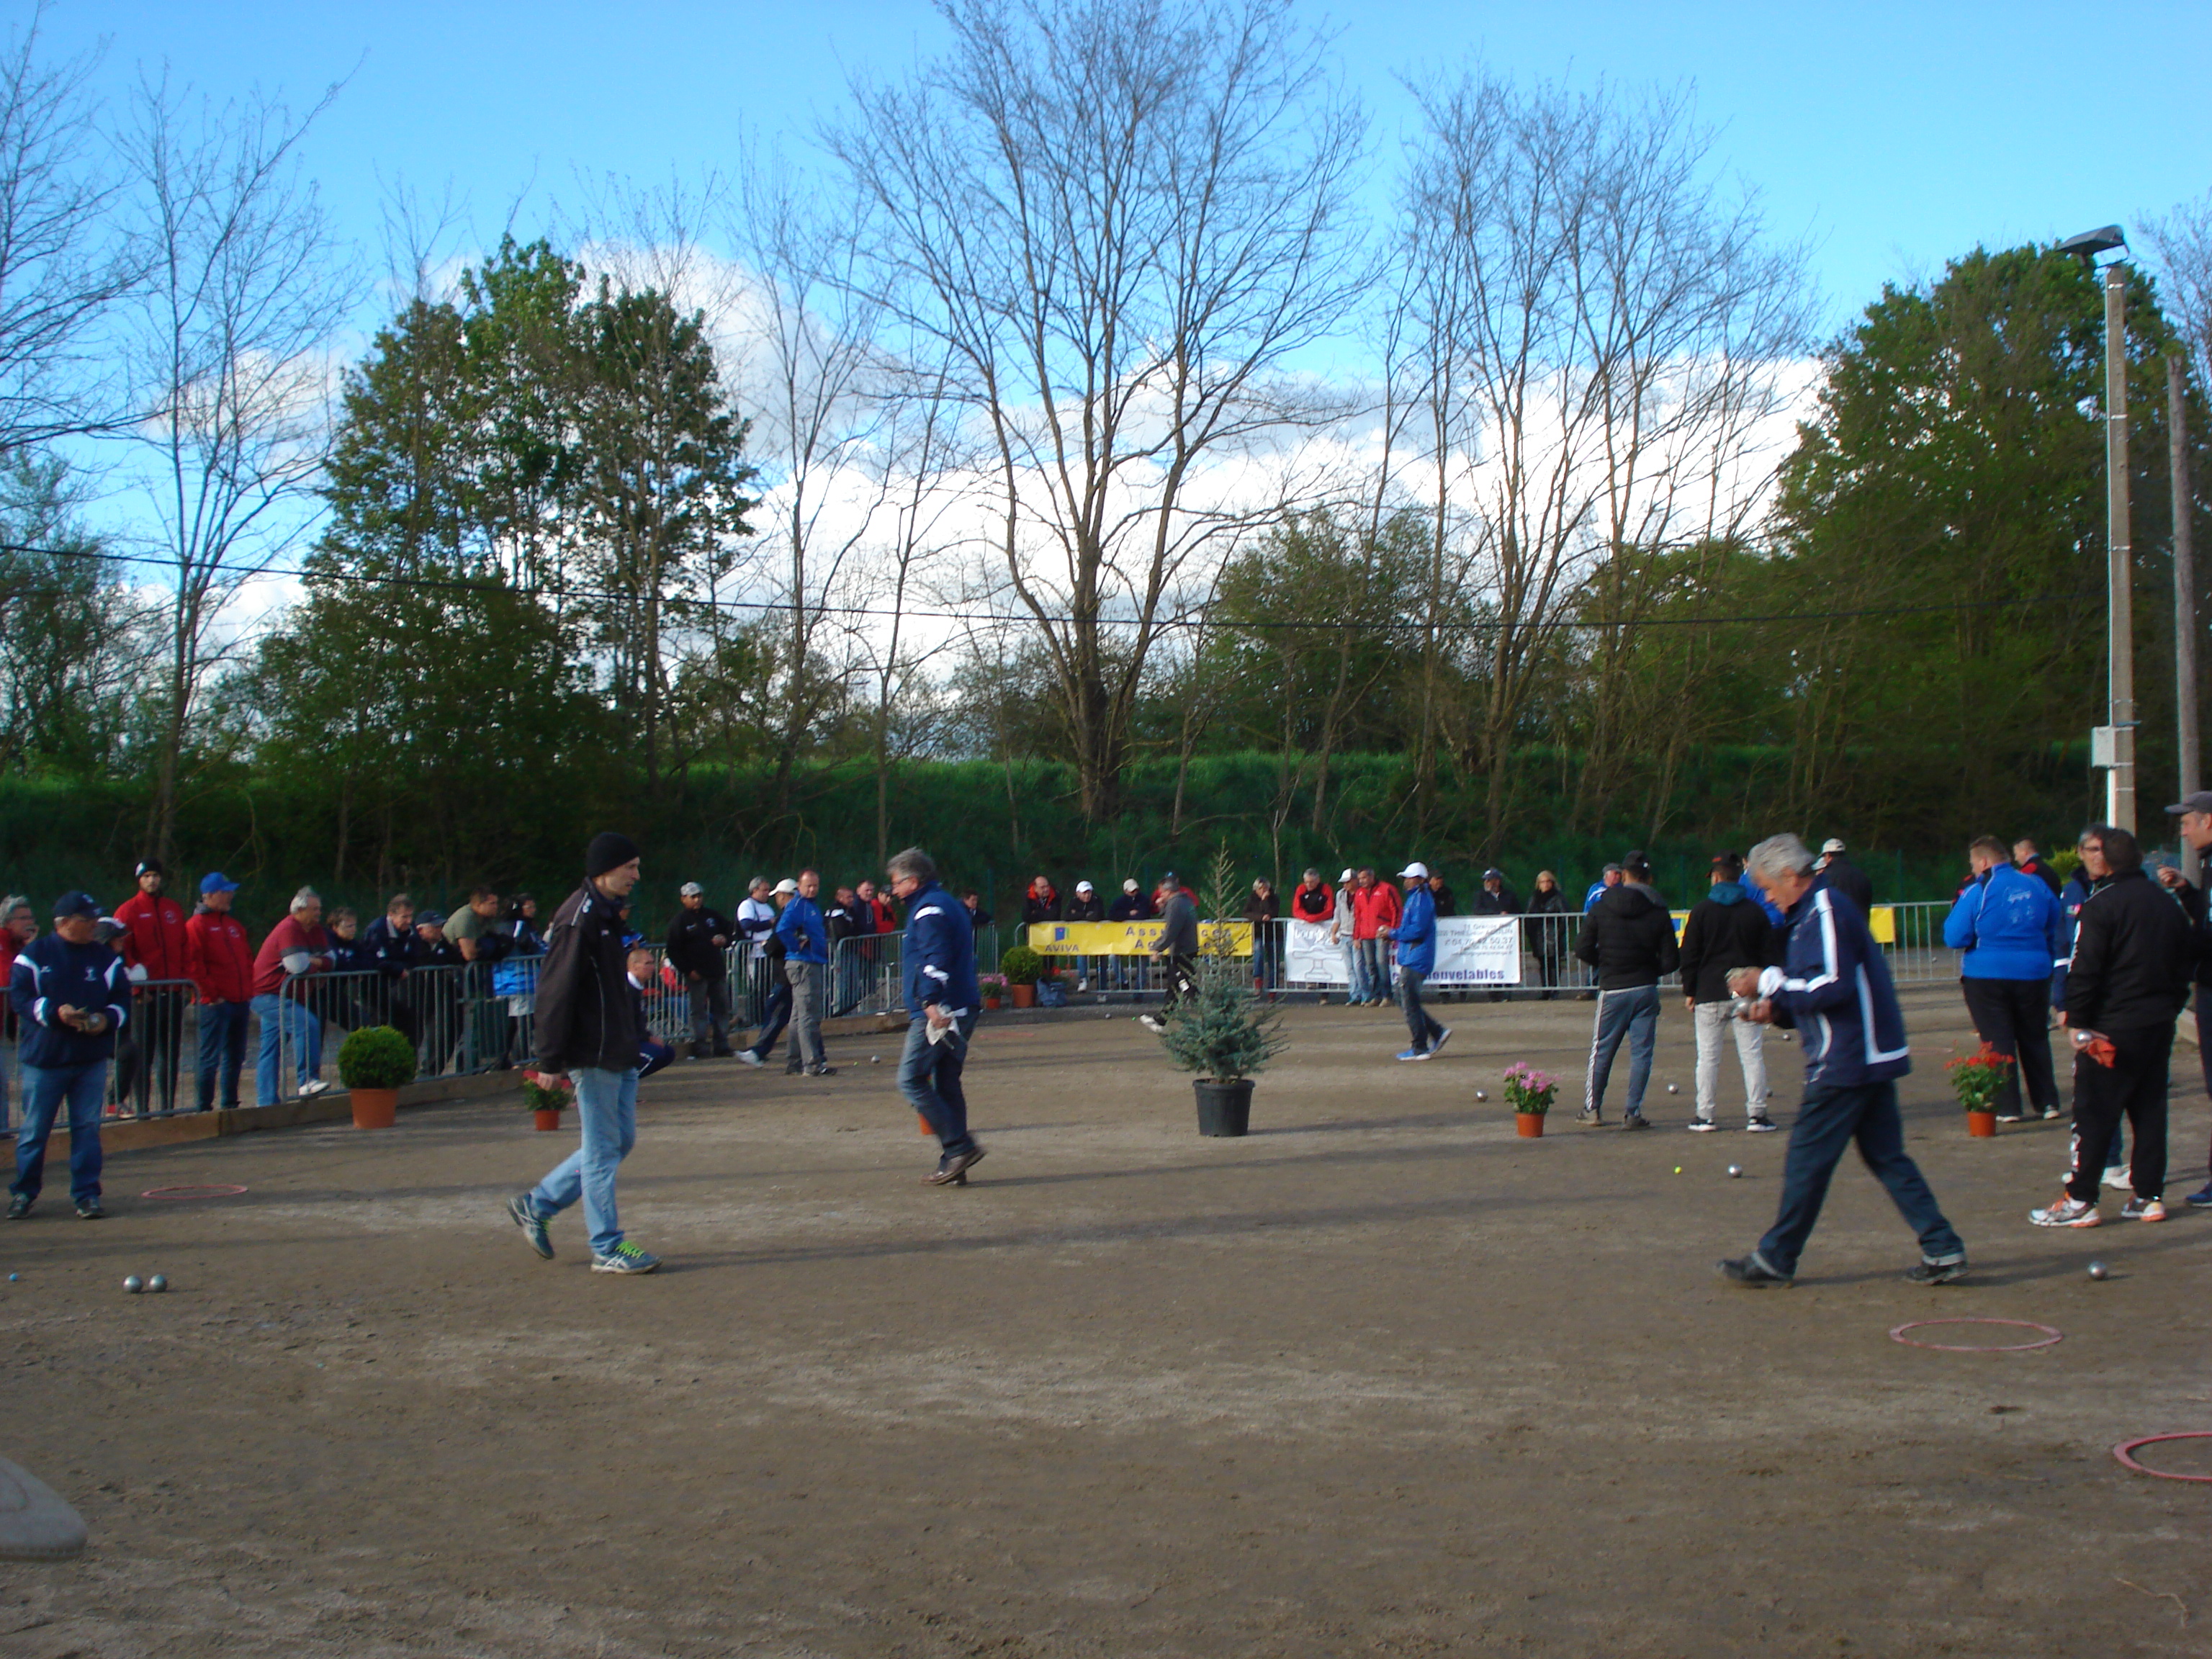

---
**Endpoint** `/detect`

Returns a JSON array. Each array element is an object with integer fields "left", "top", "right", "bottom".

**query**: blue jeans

[
  {"left": 14, "top": 1060, "right": 106, "bottom": 1204},
  {"left": 1586, "top": 984, "right": 1660, "bottom": 1118},
  {"left": 527, "top": 1065, "right": 639, "bottom": 1256},
  {"left": 1756, "top": 1079, "right": 1964, "bottom": 1277},
  {"left": 251, "top": 993, "right": 320, "bottom": 1106},
  {"left": 1400, "top": 968, "right": 1444, "bottom": 1051},
  {"left": 747, "top": 972, "right": 792, "bottom": 1061},
  {"left": 197, "top": 1001, "right": 248, "bottom": 1110},
  {"left": 899, "top": 1011, "right": 979, "bottom": 1156},
  {"left": 1354, "top": 938, "right": 1385, "bottom": 1002}
]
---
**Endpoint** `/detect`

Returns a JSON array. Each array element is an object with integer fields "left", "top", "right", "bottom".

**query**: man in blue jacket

[
  {"left": 9, "top": 891, "right": 130, "bottom": 1220},
  {"left": 1381, "top": 861, "right": 1449, "bottom": 1061},
  {"left": 1942, "top": 835, "right": 2067, "bottom": 1123},
  {"left": 888, "top": 848, "right": 986, "bottom": 1185},
  {"left": 775, "top": 868, "right": 833, "bottom": 1076},
  {"left": 1717, "top": 834, "right": 1966, "bottom": 1288}
]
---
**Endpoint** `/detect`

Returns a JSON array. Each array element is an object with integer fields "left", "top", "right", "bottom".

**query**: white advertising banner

[
  {"left": 1428, "top": 916, "right": 1524, "bottom": 986},
  {"left": 1280, "top": 916, "right": 1523, "bottom": 986},
  {"left": 1284, "top": 920, "right": 1346, "bottom": 984}
]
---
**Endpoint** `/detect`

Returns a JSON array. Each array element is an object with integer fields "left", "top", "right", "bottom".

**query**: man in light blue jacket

[
  {"left": 1941, "top": 835, "right": 2066, "bottom": 1123},
  {"left": 1382, "top": 862, "right": 1449, "bottom": 1061}
]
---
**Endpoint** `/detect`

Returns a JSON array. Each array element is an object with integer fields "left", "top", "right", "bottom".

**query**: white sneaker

[
  {"left": 1138, "top": 1014, "right": 1164, "bottom": 1033},
  {"left": 299, "top": 1079, "right": 331, "bottom": 1097},
  {"left": 2028, "top": 1194, "right": 2100, "bottom": 1228},
  {"left": 2102, "top": 1166, "right": 2132, "bottom": 1189},
  {"left": 734, "top": 1049, "right": 763, "bottom": 1068}
]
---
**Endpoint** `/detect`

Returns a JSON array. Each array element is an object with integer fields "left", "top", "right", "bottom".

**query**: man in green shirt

[{"left": 443, "top": 888, "right": 507, "bottom": 1069}]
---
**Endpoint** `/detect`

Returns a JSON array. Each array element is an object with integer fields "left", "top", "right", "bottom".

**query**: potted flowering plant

[
  {"left": 522, "top": 1071, "right": 573, "bottom": 1132},
  {"left": 1501, "top": 1061, "right": 1558, "bottom": 1138},
  {"left": 1945, "top": 1043, "right": 2013, "bottom": 1137},
  {"left": 977, "top": 972, "right": 1007, "bottom": 1011}
]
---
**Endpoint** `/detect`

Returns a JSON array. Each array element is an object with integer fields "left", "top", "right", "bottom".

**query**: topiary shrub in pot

[
  {"left": 337, "top": 1026, "right": 416, "bottom": 1130},
  {"left": 1000, "top": 944, "right": 1045, "bottom": 1009}
]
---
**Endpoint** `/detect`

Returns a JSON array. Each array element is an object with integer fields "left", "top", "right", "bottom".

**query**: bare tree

[
  {"left": 1394, "top": 72, "right": 1811, "bottom": 836},
  {"left": 122, "top": 72, "right": 356, "bottom": 860},
  {"left": 727, "top": 146, "right": 894, "bottom": 818},
  {"left": 0, "top": 9, "right": 138, "bottom": 448},
  {"left": 2144, "top": 189, "right": 2212, "bottom": 382},
  {"left": 830, "top": 0, "right": 1370, "bottom": 819}
]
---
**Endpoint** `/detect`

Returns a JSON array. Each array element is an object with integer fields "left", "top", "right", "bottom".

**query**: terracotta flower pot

[
  {"left": 1516, "top": 1112, "right": 1545, "bottom": 1138},
  {"left": 350, "top": 1087, "right": 398, "bottom": 1130},
  {"left": 1966, "top": 1110, "right": 1996, "bottom": 1138},
  {"left": 984, "top": 996, "right": 1002, "bottom": 1011},
  {"left": 533, "top": 1108, "right": 562, "bottom": 1132},
  {"left": 1011, "top": 983, "right": 1036, "bottom": 1009}
]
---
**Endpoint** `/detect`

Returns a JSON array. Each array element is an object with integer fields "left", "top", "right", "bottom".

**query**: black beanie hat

[{"left": 585, "top": 831, "right": 641, "bottom": 877}]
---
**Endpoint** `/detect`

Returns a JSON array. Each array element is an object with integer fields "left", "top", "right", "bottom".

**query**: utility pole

[
  {"left": 2175, "top": 354, "right": 2200, "bottom": 879},
  {"left": 2104, "top": 260, "right": 2136, "bottom": 832}
]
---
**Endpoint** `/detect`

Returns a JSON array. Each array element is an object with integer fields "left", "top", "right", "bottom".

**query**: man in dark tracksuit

[
  {"left": 889, "top": 848, "right": 986, "bottom": 1186},
  {"left": 1678, "top": 853, "right": 1778, "bottom": 1131},
  {"left": 2159, "top": 792, "right": 2212, "bottom": 1208},
  {"left": 665, "top": 882, "right": 734, "bottom": 1058},
  {"left": 1575, "top": 853, "right": 1678, "bottom": 1128},
  {"left": 1139, "top": 875, "right": 1199, "bottom": 1033},
  {"left": 2032, "top": 826, "right": 2194, "bottom": 1228},
  {"left": 505, "top": 832, "right": 660, "bottom": 1274},
  {"left": 8, "top": 891, "right": 130, "bottom": 1219},
  {"left": 1718, "top": 834, "right": 1965, "bottom": 1287}
]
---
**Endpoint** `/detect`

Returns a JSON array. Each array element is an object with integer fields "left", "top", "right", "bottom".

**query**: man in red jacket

[
  {"left": 185, "top": 873, "right": 253, "bottom": 1111},
  {"left": 250, "top": 888, "right": 333, "bottom": 1106},
  {"left": 1352, "top": 869, "right": 1401, "bottom": 1007},
  {"left": 114, "top": 858, "right": 189, "bottom": 1114}
]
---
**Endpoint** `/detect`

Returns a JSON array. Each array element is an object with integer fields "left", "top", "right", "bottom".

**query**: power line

[{"left": 0, "top": 538, "right": 2098, "bottom": 634}]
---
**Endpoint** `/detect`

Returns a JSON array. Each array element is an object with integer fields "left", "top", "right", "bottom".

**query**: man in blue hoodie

[
  {"left": 8, "top": 891, "right": 130, "bottom": 1220},
  {"left": 889, "top": 848, "right": 986, "bottom": 1185},
  {"left": 1717, "top": 834, "right": 1966, "bottom": 1288},
  {"left": 775, "top": 868, "right": 833, "bottom": 1076},
  {"left": 1942, "top": 835, "right": 2067, "bottom": 1123},
  {"left": 1381, "top": 861, "right": 1449, "bottom": 1061}
]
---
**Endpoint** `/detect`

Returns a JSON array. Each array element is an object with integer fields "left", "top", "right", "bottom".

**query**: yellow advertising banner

[
  {"left": 1027, "top": 920, "right": 1254, "bottom": 958},
  {"left": 1668, "top": 906, "right": 1897, "bottom": 944}
]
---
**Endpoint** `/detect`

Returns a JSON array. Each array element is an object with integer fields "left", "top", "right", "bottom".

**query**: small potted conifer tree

[
  {"left": 1000, "top": 945, "right": 1044, "bottom": 1009},
  {"left": 1152, "top": 851, "right": 1288, "bottom": 1136},
  {"left": 336, "top": 1026, "right": 416, "bottom": 1130}
]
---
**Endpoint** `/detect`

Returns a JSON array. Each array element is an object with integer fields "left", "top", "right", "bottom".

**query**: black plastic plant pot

[{"left": 1194, "top": 1077, "right": 1254, "bottom": 1137}]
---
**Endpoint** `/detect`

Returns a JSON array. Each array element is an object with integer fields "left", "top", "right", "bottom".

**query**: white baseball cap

[
  {"left": 1075, "top": 881, "right": 1094, "bottom": 894},
  {"left": 1339, "top": 868, "right": 1354, "bottom": 883},
  {"left": 1123, "top": 878, "right": 1139, "bottom": 892},
  {"left": 1399, "top": 862, "right": 1429, "bottom": 879},
  {"left": 772, "top": 878, "right": 798, "bottom": 895},
  {"left": 679, "top": 881, "right": 704, "bottom": 896},
  {"left": 1821, "top": 837, "right": 1846, "bottom": 855}
]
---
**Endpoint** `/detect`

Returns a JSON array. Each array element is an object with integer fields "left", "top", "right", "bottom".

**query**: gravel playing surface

[{"left": 3, "top": 987, "right": 2207, "bottom": 1655}]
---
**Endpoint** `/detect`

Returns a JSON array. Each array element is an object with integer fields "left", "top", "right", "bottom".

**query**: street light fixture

[{"left": 2067, "top": 224, "right": 2134, "bottom": 831}]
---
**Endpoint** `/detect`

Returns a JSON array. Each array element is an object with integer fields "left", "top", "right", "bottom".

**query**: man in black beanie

[{"left": 505, "top": 831, "right": 661, "bottom": 1273}]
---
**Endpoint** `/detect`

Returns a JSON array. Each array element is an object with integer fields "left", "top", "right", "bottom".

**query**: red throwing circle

[
  {"left": 2113, "top": 1432, "right": 2212, "bottom": 1483},
  {"left": 139, "top": 1184, "right": 250, "bottom": 1200},
  {"left": 1889, "top": 1318, "right": 2062, "bottom": 1352}
]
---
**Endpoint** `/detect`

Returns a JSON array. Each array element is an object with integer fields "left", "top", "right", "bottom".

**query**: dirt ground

[{"left": 4, "top": 985, "right": 2210, "bottom": 1657}]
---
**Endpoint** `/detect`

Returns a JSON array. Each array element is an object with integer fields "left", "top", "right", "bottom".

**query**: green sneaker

[{"left": 590, "top": 1241, "right": 661, "bottom": 1274}]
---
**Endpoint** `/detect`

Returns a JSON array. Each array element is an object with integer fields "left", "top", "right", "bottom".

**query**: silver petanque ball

[
  {"left": 869, "top": 1055, "right": 880, "bottom": 1064},
  {"left": 1666, "top": 1083, "right": 1678, "bottom": 1094},
  {"left": 148, "top": 1274, "right": 168, "bottom": 1293},
  {"left": 1727, "top": 1164, "right": 1743, "bottom": 1179},
  {"left": 2087, "top": 1260, "right": 2109, "bottom": 1280},
  {"left": 122, "top": 1274, "right": 143, "bottom": 1294},
  {"left": 1474, "top": 1089, "right": 1487, "bottom": 1102}
]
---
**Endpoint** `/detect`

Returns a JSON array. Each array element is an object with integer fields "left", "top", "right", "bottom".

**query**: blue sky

[{"left": 31, "top": 0, "right": 2212, "bottom": 331}]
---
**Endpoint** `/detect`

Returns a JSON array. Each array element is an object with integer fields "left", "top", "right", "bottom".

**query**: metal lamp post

[{"left": 2061, "top": 225, "right": 2134, "bottom": 831}]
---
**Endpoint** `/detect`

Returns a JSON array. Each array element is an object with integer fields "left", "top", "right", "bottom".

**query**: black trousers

[
  {"left": 2066, "top": 1022, "right": 2172, "bottom": 1203},
  {"left": 1960, "top": 977, "right": 2059, "bottom": 1116}
]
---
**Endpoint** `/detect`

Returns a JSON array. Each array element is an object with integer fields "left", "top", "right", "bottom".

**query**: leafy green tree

[{"left": 1766, "top": 244, "right": 2200, "bottom": 839}]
